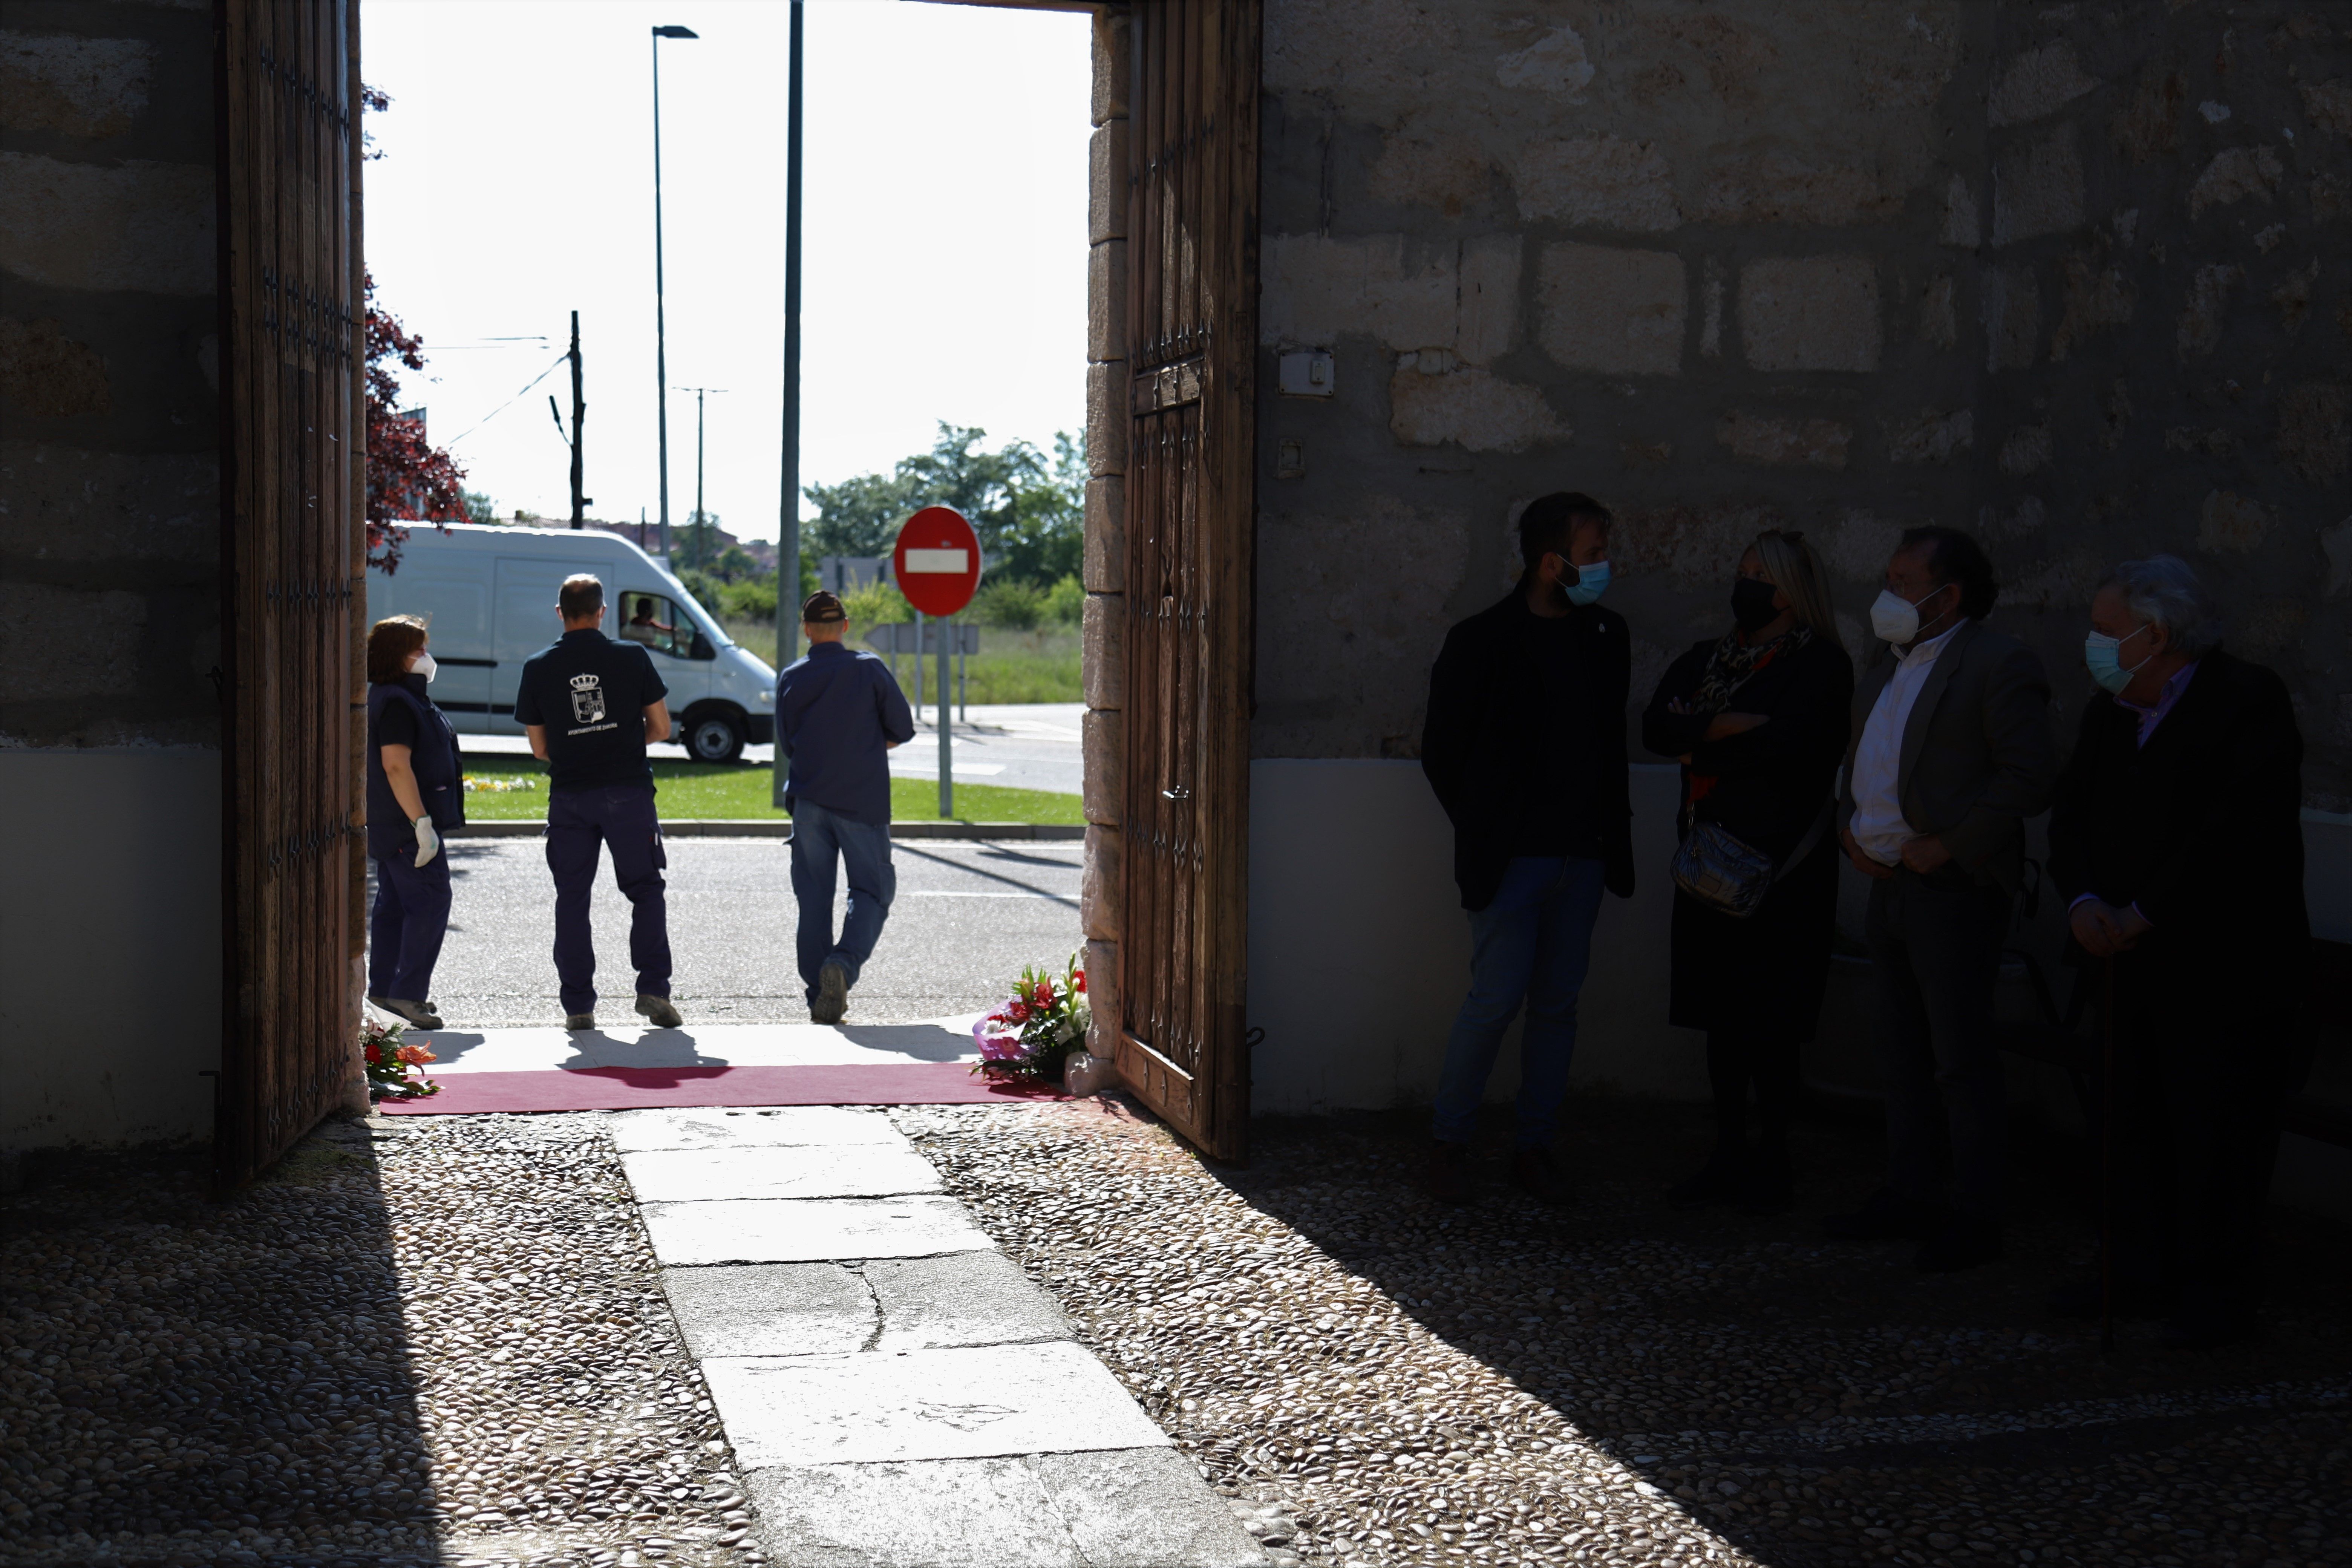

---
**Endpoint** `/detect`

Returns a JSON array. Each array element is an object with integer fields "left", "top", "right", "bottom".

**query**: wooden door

[
  {"left": 1118, "top": 0, "right": 1260, "bottom": 1163},
  {"left": 216, "top": 0, "right": 366, "bottom": 1187}
]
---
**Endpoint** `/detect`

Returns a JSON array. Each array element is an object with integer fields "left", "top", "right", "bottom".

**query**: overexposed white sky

[{"left": 361, "top": 0, "right": 1092, "bottom": 542}]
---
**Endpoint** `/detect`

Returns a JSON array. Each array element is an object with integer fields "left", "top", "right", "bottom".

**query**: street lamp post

[
  {"left": 773, "top": 0, "right": 804, "bottom": 809},
  {"left": 651, "top": 23, "right": 698, "bottom": 562},
  {"left": 678, "top": 386, "right": 727, "bottom": 571}
]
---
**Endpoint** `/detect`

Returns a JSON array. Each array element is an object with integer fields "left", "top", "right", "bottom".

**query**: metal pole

[
  {"left": 772, "top": 0, "right": 803, "bottom": 809},
  {"left": 938, "top": 615, "right": 952, "bottom": 818},
  {"left": 568, "top": 309, "right": 585, "bottom": 526},
  {"left": 651, "top": 31, "right": 672, "bottom": 560},
  {"left": 694, "top": 387, "right": 705, "bottom": 570},
  {"left": 914, "top": 609, "right": 925, "bottom": 715}
]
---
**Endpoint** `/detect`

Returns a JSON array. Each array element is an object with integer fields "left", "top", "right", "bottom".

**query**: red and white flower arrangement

[
  {"left": 971, "top": 953, "right": 1091, "bottom": 1083},
  {"left": 363, "top": 1013, "right": 439, "bottom": 1099}
]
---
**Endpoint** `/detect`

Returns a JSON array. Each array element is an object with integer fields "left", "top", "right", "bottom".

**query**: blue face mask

[
  {"left": 1562, "top": 559, "right": 1611, "bottom": 607},
  {"left": 2082, "top": 624, "right": 2153, "bottom": 695}
]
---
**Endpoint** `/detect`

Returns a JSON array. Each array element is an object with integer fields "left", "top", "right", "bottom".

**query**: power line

[{"left": 444, "top": 353, "right": 570, "bottom": 446}]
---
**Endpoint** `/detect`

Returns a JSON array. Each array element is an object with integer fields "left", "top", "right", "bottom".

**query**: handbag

[{"left": 1670, "top": 805, "right": 1832, "bottom": 919}]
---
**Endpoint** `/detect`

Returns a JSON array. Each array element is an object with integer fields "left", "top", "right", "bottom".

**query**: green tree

[{"left": 802, "top": 423, "right": 1086, "bottom": 587}]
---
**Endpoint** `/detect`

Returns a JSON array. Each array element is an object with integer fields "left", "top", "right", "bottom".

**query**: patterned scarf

[{"left": 1687, "top": 624, "right": 1811, "bottom": 715}]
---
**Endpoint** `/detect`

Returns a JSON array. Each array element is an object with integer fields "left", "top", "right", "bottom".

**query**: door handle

[{"left": 1162, "top": 786, "right": 1191, "bottom": 801}]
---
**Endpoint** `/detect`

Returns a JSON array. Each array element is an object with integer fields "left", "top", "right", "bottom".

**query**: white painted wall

[
  {"left": 1245, "top": 758, "right": 1702, "bottom": 1117},
  {"left": 0, "top": 748, "right": 222, "bottom": 1152}
]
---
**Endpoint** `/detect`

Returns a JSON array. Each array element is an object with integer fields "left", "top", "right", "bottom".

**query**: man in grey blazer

[{"left": 1829, "top": 526, "right": 2057, "bottom": 1271}]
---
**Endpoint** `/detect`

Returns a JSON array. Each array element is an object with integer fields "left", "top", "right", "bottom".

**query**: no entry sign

[{"left": 894, "top": 506, "right": 982, "bottom": 618}]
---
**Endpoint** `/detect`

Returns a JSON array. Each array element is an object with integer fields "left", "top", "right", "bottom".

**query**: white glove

[{"left": 412, "top": 816, "right": 441, "bottom": 868}]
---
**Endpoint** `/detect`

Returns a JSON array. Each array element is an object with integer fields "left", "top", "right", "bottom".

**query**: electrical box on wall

[{"left": 1277, "top": 350, "right": 1334, "bottom": 397}]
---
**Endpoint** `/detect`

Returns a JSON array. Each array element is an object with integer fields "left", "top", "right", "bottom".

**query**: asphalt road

[
  {"left": 452, "top": 702, "right": 1085, "bottom": 796},
  {"left": 406, "top": 836, "right": 1083, "bottom": 1029}
]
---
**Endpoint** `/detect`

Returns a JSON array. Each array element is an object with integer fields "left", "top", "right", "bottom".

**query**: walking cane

[{"left": 2098, "top": 955, "right": 2117, "bottom": 1356}]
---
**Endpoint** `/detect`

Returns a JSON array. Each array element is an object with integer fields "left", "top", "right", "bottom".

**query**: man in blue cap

[{"left": 777, "top": 591, "right": 916, "bottom": 1024}]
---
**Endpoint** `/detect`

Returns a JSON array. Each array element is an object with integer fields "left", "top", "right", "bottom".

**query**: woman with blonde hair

[
  {"left": 366, "top": 613, "right": 465, "bottom": 1030},
  {"left": 1642, "top": 530, "right": 1854, "bottom": 1213}
]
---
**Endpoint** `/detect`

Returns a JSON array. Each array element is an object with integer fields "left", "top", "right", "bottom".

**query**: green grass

[
  {"left": 457, "top": 756, "right": 1083, "bottom": 825},
  {"left": 715, "top": 619, "right": 1082, "bottom": 706}
]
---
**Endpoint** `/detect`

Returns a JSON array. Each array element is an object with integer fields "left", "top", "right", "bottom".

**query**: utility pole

[
  {"left": 651, "top": 24, "right": 698, "bottom": 561},
  {"left": 678, "top": 386, "right": 726, "bottom": 571},
  {"left": 568, "top": 311, "right": 586, "bottom": 526},
  {"left": 550, "top": 311, "right": 589, "bottom": 528},
  {"left": 773, "top": 0, "right": 804, "bottom": 810}
]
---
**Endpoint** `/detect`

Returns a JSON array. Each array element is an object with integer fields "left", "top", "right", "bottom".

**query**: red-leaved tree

[{"left": 364, "top": 269, "right": 470, "bottom": 573}]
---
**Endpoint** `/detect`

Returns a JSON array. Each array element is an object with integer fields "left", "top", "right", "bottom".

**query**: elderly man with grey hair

[{"left": 2047, "top": 554, "right": 2310, "bottom": 1350}]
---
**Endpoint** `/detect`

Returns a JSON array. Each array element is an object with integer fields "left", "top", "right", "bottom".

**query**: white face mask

[
  {"left": 1868, "top": 583, "right": 1949, "bottom": 646},
  {"left": 411, "top": 651, "right": 438, "bottom": 684}
]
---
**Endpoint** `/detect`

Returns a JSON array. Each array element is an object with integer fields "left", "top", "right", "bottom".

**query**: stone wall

[
  {"left": 0, "top": 0, "right": 223, "bottom": 1151},
  {"left": 1252, "top": 0, "right": 2349, "bottom": 804},
  {"left": 1080, "top": 6, "right": 1129, "bottom": 1058}
]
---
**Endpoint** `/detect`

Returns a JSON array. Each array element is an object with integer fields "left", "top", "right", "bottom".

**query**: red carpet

[{"left": 376, "top": 1063, "right": 1068, "bottom": 1115}]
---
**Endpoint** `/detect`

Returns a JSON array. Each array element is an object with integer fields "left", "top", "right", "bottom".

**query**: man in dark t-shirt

[{"left": 513, "top": 573, "right": 682, "bottom": 1032}]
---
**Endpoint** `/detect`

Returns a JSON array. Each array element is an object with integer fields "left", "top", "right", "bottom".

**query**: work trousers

[
  {"left": 368, "top": 844, "right": 452, "bottom": 1005},
  {"left": 1866, "top": 867, "right": 2012, "bottom": 1222},
  {"left": 546, "top": 785, "right": 672, "bottom": 1016},
  {"left": 2102, "top": 945, "right": 2309, "bottom": 1315},
  {"left": 1432, "top": 855, "right": 1607, "bottom": 1150},
  {"left": 789, "top": 799, "right": 897, "bottom": 1004}
]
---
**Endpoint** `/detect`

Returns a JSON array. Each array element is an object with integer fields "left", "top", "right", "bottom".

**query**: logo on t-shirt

[{"left": 569, "top": 672, "right": 606, "bottom": 726}]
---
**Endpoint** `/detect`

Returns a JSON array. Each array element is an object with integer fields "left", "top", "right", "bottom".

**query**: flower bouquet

[
  {"left": 363, "top": 1013, "right": 440, "bottom": 1100},
  {"left": 971, "top": 954, "right": 1091, "bottom": 1083}
]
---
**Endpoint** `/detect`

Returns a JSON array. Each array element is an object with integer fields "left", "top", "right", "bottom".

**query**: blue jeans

[
  {"left": 1432, "top": 856, "right": 1607, "bottom": 1149},
  {"left": 369, "top": 845, "right": 452, "bottom": 1004},
  {"left": 790, "top": 799, "right": 896, "bottom": 1003},
  {"left": 546, "top": 786, "right": 672, "bottom": 1015}
]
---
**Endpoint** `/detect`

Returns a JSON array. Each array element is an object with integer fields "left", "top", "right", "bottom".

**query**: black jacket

[
  {"left": 1421, "top": 591, "right": 1634, "bottom": 911},
  {"left": 2049, "top": 650, "right": 2308, "bottom": 974},
  {"left": 1643, "top": 633, "right": 1854, "bottom": 859}
]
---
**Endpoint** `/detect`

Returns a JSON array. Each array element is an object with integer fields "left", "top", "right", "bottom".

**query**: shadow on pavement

[
  {"left": 1, "top": 1124, "right": 441, "bottom": 1565},
  {"left": 1205, "top": 1097, "right": 2352, "bottom": 1568}
]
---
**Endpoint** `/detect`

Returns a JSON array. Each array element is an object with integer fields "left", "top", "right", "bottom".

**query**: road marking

[{"left": 906, "top": 890, "right": 1071, "bottom": 899}]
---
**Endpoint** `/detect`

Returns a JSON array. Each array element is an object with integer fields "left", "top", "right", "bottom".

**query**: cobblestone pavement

[
  {"left": 2, "top": 1113, "right": 758, "bottom": 1568},
  {"left": 892, "top": 1098, "right": 2351, "bottom": 1568}
]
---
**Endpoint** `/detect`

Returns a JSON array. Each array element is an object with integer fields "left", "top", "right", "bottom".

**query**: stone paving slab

[
  {"left": 866, "top": 1252, "right": 1070, "bottom": 1353},
  {"left": 662, "top": 1263, "right": 876, "bottom": 1359},
  {"left": 640, "top": 1195, "right": 992, "bottom": 1266},
  {"left": 621, "top": 1143, "right": 944, "bottom": 1202},
  {"left": 740, "top": 1449, "right": 1269, "bottom": 1568},
  {"left": 611, "top": 1104, "right": 905, "bottom": 1152},
  {"left": 700, "top": 1341, "right": 1170, "bottom": 1467},
  {"left": 408, "top": 1018, "right": 982, "bottom": 1073},
  {"left": 661, "top": 1253, "right": 1070, "bottom": 1360}
]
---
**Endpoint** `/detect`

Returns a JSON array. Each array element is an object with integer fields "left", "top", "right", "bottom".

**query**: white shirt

[{"left": 1849, "top": 622, "right": 1963, "bottom": 866}]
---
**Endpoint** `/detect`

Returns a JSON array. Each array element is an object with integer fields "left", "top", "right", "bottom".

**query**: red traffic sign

[{"left": 893, "top": 506, "right": 982, "bottom": 617}]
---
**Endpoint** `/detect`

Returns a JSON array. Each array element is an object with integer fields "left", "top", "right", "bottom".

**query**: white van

[{"left": 366, "top": 522, "right": 776, "bottom": 763}]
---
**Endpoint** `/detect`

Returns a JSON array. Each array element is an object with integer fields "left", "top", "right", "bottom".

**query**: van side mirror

[{"left": 689, "top": 630, "right": 718, "bottom": 661}]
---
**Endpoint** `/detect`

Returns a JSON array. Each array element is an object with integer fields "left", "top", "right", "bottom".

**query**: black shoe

[
  {"left": 2158, "top": 1309, "right": 2257, "bottom": 1351},
  {"left": 1914, "top": 1217, "right": 2003, "bottom": 1274},
  {"left": 1509, "top": 1147, "right": 1574, "bottom": 1208},
  {"left": 2043, "top": 1273, "right": 2176, "bottom": 1320},
  {"left": 1824, "top": 1189, "right": 1944, "bottom": 1242},
  {"left": 1738, "top": 1150, "right": 1794, "bottom": 1216},
  {"left": 810, "top": 961, "right": 850, "bottom": 1025},
  {"left": 1423, "top": 1141, "right": 1474, "bottom": 1206},
  {"left": 1668, "top": 1147, "right": 1747, "bottom": 1209},
  {"left": 2159, "top": 1286, "right": 2258, "bottom": 1350}
]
